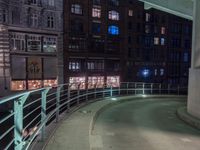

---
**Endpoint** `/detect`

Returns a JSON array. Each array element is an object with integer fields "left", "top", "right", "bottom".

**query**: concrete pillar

[{"left": 187, "top": 0, "right": 200, "bottom": 119}]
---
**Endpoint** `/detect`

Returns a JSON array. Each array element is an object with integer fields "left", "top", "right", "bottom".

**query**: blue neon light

[{"left": 108, "top": 25, "right": 119, "bottom": 35}]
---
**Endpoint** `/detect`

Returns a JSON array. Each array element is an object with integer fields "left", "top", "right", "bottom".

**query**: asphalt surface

[{"left": 92, "top": 98, "right": 200, "bottom": 150}]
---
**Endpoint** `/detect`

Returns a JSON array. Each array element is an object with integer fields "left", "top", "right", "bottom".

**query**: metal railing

[{"left": 0, "top": 82, "right": 187, "bottom": 150}]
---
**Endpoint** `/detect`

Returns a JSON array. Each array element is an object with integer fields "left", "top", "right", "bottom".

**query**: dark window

[
  {"left": 71, "top": 20, "right": 84, "bottom": 33},
  {"left": 2, "top": 10, "right": 7, "bottom": 23},
  {"left": 11, "top": 8, "right": 20, "bottom": 25},
  {"left": 128, "top": 36, "right": 132, "bottom": 44},
  {"left": 92, "top": 22, "right": 101, "bottom": 34},
  {"left": 128, "top": 21, "right": 132, "bottom": 30},
  {"left": 108, "top": 0, "right": 119, "bottom": 6},
  {"left": 47, "top": 16, "right": 54, "bottom": 28},
  {"left": 93, "top": 0, "right": 101, "bottom": 5}
]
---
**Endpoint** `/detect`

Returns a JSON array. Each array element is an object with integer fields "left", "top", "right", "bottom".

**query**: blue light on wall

[
  {"left": 142, "top": 69, "right": 150, "bottom": 77},
  {"left": 108, "top": 25, "right": 119, "bottom": 35}
]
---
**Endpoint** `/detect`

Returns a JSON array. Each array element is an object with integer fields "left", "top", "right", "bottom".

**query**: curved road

[{"left": 92, "top": 98, "right": 200, "bottom": 150}]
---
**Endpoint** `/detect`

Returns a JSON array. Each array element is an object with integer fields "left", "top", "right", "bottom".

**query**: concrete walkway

[
  {"left": 44, "top": 99, "right": 113, "bottom": 150},
  {"left": 44, "top": 96, "right": 200, "bottom": 150},
  {"left": 93, "top": 98, "right": 200, "bottom": 150}
]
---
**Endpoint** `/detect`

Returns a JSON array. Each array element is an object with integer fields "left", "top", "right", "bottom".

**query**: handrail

[{"left": 0, "top": 82, "right": 187, "bottom": 150}]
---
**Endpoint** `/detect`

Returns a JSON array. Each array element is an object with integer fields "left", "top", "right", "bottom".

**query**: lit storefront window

[
  {"left": 28, "top": 80, "right": 42, "bottom": 90},
  {"left": 44, "top": 80, "right": 57, "bottom": 87},
  {"left": 27, "top": 35, "right": 41, "bottom": 52},
  {"left": 43, "top": 37, "right": 57, "bottom": 52},
  {"left": 88, "top": 76, "right": 104, "bottom": 89},
  {"left": 69, "top": 77, "right": 86, "bottom": 89},
  {"left": 11, "top": 81, "right": 26, "bottom": 91},
  {"left": 107, "top": 76, "right": 120, "bottom": 87}
]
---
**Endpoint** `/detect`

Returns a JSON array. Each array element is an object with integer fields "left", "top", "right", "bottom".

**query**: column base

[{"left": 188, "top": 68, "right": 200, "bottom": 119}]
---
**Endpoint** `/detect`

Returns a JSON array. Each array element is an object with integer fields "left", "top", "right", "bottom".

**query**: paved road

[{"left": 92, "top": 98, "right": 200, "bottom": 150}]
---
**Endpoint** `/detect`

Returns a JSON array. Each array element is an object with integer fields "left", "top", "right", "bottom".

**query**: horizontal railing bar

[
  {"left": 24, "top": 114, "right": 41, "bottom": 131},
  {"left": 0, "top": 112, "right": 14, "bottom": 124},
  {"left": 4, "top": 139, "right": 14, "bottom": 150},
  {"left": 46, "top": 103, "right": 56, "bottom": 111},
  {"left": 0, "top": 125, "right": 15, "bottom": 140},
  {"left": 23, "top": 98, "right": 41, "bottom": 109},
  {"left": 0, "top": 88, "right": 48, "bottom": 104},
  {"left": 23, "top": 105, "right": 41, "bottom": 120},
  {"left": 46, "top": 97, "right": 57, "bottom": 104}
]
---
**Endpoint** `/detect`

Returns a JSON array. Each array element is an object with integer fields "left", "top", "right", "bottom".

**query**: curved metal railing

[{"left": 0, "top": 82, "right": 187, "bottom": 150}]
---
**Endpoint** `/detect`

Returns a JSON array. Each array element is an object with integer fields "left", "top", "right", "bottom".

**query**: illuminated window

[
  {"left": 11, "top": 81, "right": 26, "bottom": 91},
  {"left": 87, "top": 60, "right": 104, "bottom": 71},
  {"left": 145, "top": 13, "right": 151, "bottom": 22},
  {"left": 69, "top": 61, "right": 81, "bottom": 71},
  {"left": 161, "top": 27, "right": 166, "bottom": 34},
  {"left": 108, "top": 10, "right": 119, "bottom": 21},
  {"left": 88, "top": 76, "right": 104, "bottom": 89},
  {"left": 183, "top": 52, "right": 189, "bottom": 62},
  {"left": 69, "top": 77, "right": 86, "bottom": 89},
  {"left": 108, "top": 25, "right": 119, "bottom": 35},
  {"left": 160, "top": 69, "right": 164, "bottom": 76},
  {"left": 145, "top": 25, "right": 150, "bottom": 33},
  {"left": 44, "top": 80, "right": 57, "bottom": 87},
  {"left": 128, "top": 10, "right": 133, "bottom": 16},
  {"left": 161, "top": 38, "right": 165, "bottom": 46},
  {"left": 107, "top": 76, "right": 120, "bottom": 87},
  {"left": 28, "top": 80, "right": 42, "bottom": 90},
  {"left": 71, "top": 4, "right": 83, "bottom": 15},
  {"left": 154, "top": 37, "right": 159, "bottom": 45},
  {"left": 27, "top": 35, "right": 41, "bottom": 52},
  {"left": 154, "top": 69, "right": 157, "bottom": 76},
  {"left": 43, "top": 36, "right": 57, "bottom": 52},
  {"left": 92, "top": 7, "right": 101, "bottom": 18}
]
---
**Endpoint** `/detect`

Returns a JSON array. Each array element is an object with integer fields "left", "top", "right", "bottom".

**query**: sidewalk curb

[{"left": 177, "top": 107, "right": 200, "bottom": 130}]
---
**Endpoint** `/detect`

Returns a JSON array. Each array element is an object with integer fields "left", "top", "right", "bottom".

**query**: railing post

[
  {"left": 67, "top": 85, "right": 71, "bottom": 110},
  {"left": 94, "top": 84, "right": 97, "bottom": 99},
  {"left": 168, "top": 84, "right": 170, "bottom": 94},
  {"left": 135, "top": 83, "right": 136, "bottom": 95},
  {"left": 103, "top": 84, "right": 105, "bottom": 98},
  {"left": 143, "top": 83, "right": 145, "bottom": 95},
  {"left": 41, "top": 88, "right": 50, "bottom": 141},
  {"left": 126, "top": 83, "right": 129, "bottom": 95},
  {"left": 159, "top": 84, "right": 161, "bottom": 94},
  {"left": 56, "top": 86, "right": 62, "bottom": 123},
  {"left": 118, "top": 83, "right": 121, "bottom": 96},
  {"left": 86, "top": 83, "right": 88, "bottom": 102},
  {"left": 77, "top": 84, "right": 80, "bottom": 105},
  {"left": 178, "top": 85, "right": 180, "bottom": 95},
  {"left": 14, "top": 93, "right": 29, "bottom": 150},
  {"left": 110, "top": 85, "right": 113, "bottom": 97},
  {"left": 151, "top": 84, "right": 153, "bottom": 94}
]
